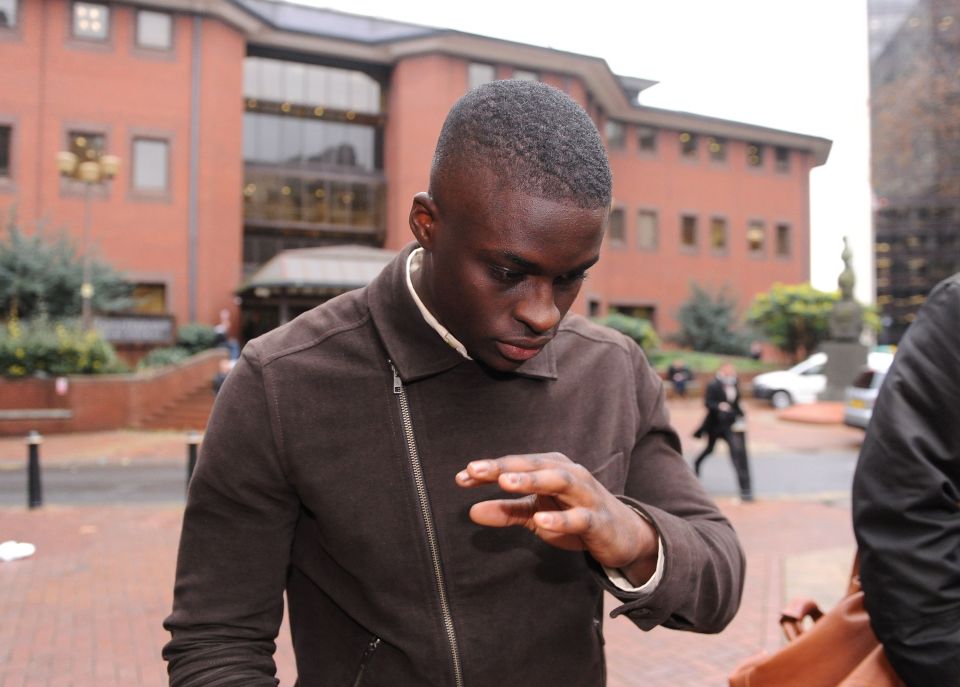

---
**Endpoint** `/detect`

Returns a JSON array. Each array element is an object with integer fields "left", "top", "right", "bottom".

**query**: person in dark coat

[
  {"left": 852, "top": 272, "right": 960, "bottom": 686},
  {"left": 693, "top": 362, "right": 753, "bottom": 501},
  {"left": 666, "top": 358, "right": 694, "bottom": 398}
]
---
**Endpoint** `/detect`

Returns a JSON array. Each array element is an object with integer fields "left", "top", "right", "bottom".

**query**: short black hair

[{"left": 430, "top": 80, "right": 612, "bottom": 209}]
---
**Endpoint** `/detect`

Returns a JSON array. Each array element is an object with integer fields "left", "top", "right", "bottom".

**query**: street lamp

[{"left": 56, "top": 146, "right": 120, "bottom": 332}]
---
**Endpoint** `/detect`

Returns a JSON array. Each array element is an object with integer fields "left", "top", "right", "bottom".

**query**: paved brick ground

[{"left": 0, "top": 401, "right": 861, "bottom": 687}]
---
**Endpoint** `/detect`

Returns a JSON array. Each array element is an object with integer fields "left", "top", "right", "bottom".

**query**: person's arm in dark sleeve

[
  {"left": 852, "top": 276, "right": 960, "bottom": 687},
  {"left": 162, "top": 342, "right": 300, "bottom": 686},
  {"left": 593, "top": 346, "right": 746, "bottom": 633}
]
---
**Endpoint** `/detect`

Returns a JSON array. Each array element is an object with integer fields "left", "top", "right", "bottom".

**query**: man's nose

[{"left": 514, "top": 281, "right": 561, "bottom": 334}]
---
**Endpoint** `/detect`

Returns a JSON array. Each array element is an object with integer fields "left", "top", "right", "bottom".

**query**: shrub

[
  {"left": 138, "top": 346, "right": 191, "bottom": 370},
  {"left": 594, "top": 313, "right": 661, "bottom": 352},
  {"left": 673, "top": 283, "right": 751, "bottom": 355},
  {"left": 176, "top": 323, "right": 219, "bottom": 354},
  {"left": 0, "top": 315, "right": 123, "bottom": 377}
]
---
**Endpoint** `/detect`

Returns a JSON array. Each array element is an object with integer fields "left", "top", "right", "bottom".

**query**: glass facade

[
  {"left": 869, "top": 0, "right": 960, "bottom": 342},
  {"left": 242, "top": 56, "right": 386, "bottom": 273}
]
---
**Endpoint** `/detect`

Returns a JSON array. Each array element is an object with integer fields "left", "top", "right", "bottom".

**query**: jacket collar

[{"left": 367, "top": 242, "right": 557, "bottom": 383}]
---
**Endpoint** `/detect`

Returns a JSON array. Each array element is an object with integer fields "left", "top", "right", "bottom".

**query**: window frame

[
  {"left": 636, "top": 208, "right": 658, "bottom": 252},
  {"left": 775, "top": 222, "right": 791, "bottom": 257},
  {"left": 607, "top": 206, "right": 626, "bottom": 249},
  {"left": 679, "top": 132, "right": 698, "bottom": 160},
  {"left": 747, "top": 219, "right": 766, "bottom": 257},
  {"left": 0, "top": 122, "right": 13, "bottom": 185},
  {"left": 605, "top": 119, "right": 626, "bottom": 151},
  {"left": 636, "top": 125, "right": 657, "bottom": 155},
  {"left": 130, "top": 135, "right": 172, "bottom": 198},
  {"left": 70, "top": 1, "right": 111, "bottom": 43},
  {"left": 680, "top": 213, "right": 698, "bottom": 252},
  {"left": 774, "top": 146, "right": 790, "bottom": 173},
  {"left": 60, "top": 124, "right": 113, "bottom": 199},
  {"left": 467, "top": 62, "right": 495, "bottom": 90},
  {"left": 0, "top": 0, "right": 19, "bottom": 31},
  {"left": 135, "top": 8, "right": 174, "bottom": 52},
  {"left": 746, "top": 142, "right": 765, "bottom": 169},
  {"left": 709, "top": 216, "right": 729, "bottom": 254},
  {"left": 708, "top": 136, "right": 727, "bottom": 163},
  {"left": 512, "top": 68, "right": 539, "bottom": 82}
]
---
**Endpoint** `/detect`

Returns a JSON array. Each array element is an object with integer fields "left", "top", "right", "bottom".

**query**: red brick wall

[
  {"left": 0, "top": 349, "right": 225, "bottom": 435},
  {"left": 0, "top": 2, "right": 244, "bottom": 334}
]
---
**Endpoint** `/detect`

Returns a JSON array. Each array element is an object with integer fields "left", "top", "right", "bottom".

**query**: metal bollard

[
  {"left": 26, "top": 430, "right": 43, "bottom": 509},
  {"left": 186, "top": 430, "right": 202, "bottom": 490}
]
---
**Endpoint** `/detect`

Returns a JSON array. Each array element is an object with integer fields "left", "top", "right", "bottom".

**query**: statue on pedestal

[
  {"left": 820, "top": 236, "right": 868, "bottom": 401},
  {"left": 828, "top": 236, "right": 865, "bottom": 342}
]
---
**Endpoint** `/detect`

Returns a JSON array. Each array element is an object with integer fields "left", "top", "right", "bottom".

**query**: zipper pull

[{"left": 389, "top": 360, "right": 403, "bottom": 394}]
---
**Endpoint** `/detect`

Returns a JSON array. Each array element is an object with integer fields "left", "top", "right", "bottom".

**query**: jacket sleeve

[
  {"left": 852, "top": 276, "right": 960, "bottom": 687},
  {"left": 162, "top": 342, "right": 300, "bottom": 686},
  {"left": 591, "top": 345, "right": 746, "bottom": 633}
]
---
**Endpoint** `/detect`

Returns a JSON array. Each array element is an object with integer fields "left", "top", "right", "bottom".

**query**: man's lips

[{"left": 495, "top": 340, "right": 549, "bottom": 363}]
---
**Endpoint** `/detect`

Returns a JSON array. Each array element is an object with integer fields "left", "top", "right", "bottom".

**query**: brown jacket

[{"left": 163, "top": 243, "right": 745, "bottom": 687}]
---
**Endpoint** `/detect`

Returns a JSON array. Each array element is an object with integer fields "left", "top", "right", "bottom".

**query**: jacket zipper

[
  {"left": 350, "top": 637, "right": 381, "bottom": 687},
  {"left": 390, "top": 361, "right": 465, "bottom": 687}
]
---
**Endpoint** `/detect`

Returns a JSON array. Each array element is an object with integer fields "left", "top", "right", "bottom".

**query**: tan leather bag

[{"left": 728, "top": 556, "right": 905, "bottom": 687}]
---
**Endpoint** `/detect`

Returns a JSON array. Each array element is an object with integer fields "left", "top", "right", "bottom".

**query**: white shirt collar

[{"left": 405, "top": 247, "right": 472, "bottom": 360}]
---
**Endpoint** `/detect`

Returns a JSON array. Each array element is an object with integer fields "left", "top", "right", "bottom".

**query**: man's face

[{"left": 411, "top": 171, "right": 607, "bottom": 373}]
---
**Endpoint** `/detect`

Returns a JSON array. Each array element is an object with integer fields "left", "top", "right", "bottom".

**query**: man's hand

[{"left": 456, "top": 452, "right": 659, "bottom": 586}]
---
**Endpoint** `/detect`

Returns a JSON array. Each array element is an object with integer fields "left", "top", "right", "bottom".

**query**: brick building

[{"left": 0, "top": 0, "right": 831, "bottom": 343}]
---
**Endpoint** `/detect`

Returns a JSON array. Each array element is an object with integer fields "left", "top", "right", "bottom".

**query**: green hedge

[
  {"left": 1, "top": 316, "right": 124, "bottom": 377},
  {"left": 593, "top": 313, "right": 661, "bottom": 352}
]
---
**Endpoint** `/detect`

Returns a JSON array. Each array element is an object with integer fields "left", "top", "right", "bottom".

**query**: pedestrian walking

[{"left": 693, "top": 362, "right": 754, "bottom": 502}]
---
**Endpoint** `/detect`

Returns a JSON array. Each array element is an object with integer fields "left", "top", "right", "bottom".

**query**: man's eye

[
  {"left": 556, "top": 271, "right": 589, "bottom": 288},
  {"left": 489, "top": 266, "right": 525, "bottom": 283}
]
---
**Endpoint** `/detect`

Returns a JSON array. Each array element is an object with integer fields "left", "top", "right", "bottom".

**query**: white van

[{"left": 750, "top": 350, "right": 894, "bottom": 409}]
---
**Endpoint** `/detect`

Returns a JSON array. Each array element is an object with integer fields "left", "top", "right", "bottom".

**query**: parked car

[
  {"left": 751, "top": 350, "right": 894, "bottom": 409},
  {"left": 843, "top": 354, "right": 895, "bottom": 429}
]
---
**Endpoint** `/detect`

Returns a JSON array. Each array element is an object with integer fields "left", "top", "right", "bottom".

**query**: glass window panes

[
  {"left": 69, "top": 130, "right": 105, "bottom": 162},
  {"left": 710, "top": 217, "right": 728, "bottom": 251},
  {"left": 637, "top": 210, "right": 657, "bottom": 251},
  {"left": 244, "top": 57, "right": 381, "bottom": 114},
  {"left": 637, "top": 126, "right": 657, "bottom": 153},
  {"left": 136, "top": 10, "right": 172, "bottom": 49},
  {"left": 243, "top": 113, "right": 377, "bottom": 172},
  {"left": 605, "top": 120, "right": 626, "bottom": 150},
  {"left": 680, "top": 132, "right": 698, "bottom": 158},
  {"left": 747, "top": 143, "right": 764, "bottom": 167},
  {"left": 776, "top": 223, "right": 791, "bottom": 256},
  {"left": 608, "top": 208, "right": 625, "bottom": 246},
  {"left": 775, "top": 146, "right": 790, "bottom": 172},
  {"left": 747, "top": 221, "right": 765, "bottom": 254},
  {"left": 73, "top": 2, "right": 109, "bottom": 40},
  {"left": 132, "top": 138, "right": 169, "bottom": 191},
  {"left": 0, "top": 0, "right": 18, "bottom": 28},
  {"left": 708, "top": 137, "right": 727, "bottom": 162},
  {"left": 131, "top": 283, "right": 166, "bottom": 314},
  {"left": 513, "top": 69, "right": 538, "bottom": 82},
  {"left": 0, "top": 126, "right": 10, "bottom": 178},
  {"left": 468, "top": 63, "right": 495, "bottom": 90},
  {"left": 681, "top": 215, "right": 697, "bottom": 247}
]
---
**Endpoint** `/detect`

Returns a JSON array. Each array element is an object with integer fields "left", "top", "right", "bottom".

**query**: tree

[
  {"left": 673, "top": 283, "right": 750, "bottom": 355},
  {"left": 0, "top": 216, "right": 131, "bottom": 320},
  {"left": 746, "top": 283, "right": 839, "bottom": 360}
]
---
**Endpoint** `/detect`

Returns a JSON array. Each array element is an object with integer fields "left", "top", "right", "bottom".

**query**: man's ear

[{"left": 409, "top": 192, "right": 440, "bottom": 249}]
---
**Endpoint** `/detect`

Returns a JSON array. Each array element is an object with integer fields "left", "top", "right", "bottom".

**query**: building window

[
  {"left": 68, "top": 130, "right": 105, "bottom": 163},
  {"left": 775, "top": 146, "right": 790, "bottom": 172},
  {"left": 605, "top": 120, "right": 626, "bottom": 150},
  {"left": 775, "top": 223, "right": 791, "bottom": 256},
  {"left": 607, "top": 207, "right": 626, "bottom": 247},
  {"left": 512, "top": 69, "right": 538, "bottom": 82},
  {"left": 747, "top": 142, "right": 764, "bottom": 168},
  {"left": 0, "top": 126, "right": 10, "bottom": 179},
  {"left": 637, "top": 210, "right": 658, "bottom": 251},
  {"left": 710, "top": 217, "right": 728, "bottom": 251},
  {"left": 681, "top": 214, "right": 698, "bottom": 249},
  {"left": 708, "top": 136, "right": 727, "bottom": 162},
  {"left": 679, "top": 132, "right": 698, "bottom": 158},
  {"left": 747, "top": 220, "right": 765, "bottom": 255},
  {"left": 244, "top": 57, "right": 382, "bottom": 115},
  {"left": 72, "top": 2, "right": 110, "bottom": 41},
  {"left": 131, "top": 283, "right": 167, "bottom": 314},
  {"left": 132, "top": 138, "right": 169, "bottom": 192},
  {"left": 0, "top": 0, "right": 18, "bottom": 28},
  {"left": 136, "top": 10, "right": 172, "bottom": 50},
  {"left": 637, "top": 126, "right": 657, "bottom": 153},
  {"left": 468, "top": 63, "right": 495, "bottom": 90}
]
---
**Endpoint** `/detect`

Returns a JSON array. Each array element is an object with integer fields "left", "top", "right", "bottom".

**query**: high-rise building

[
  {"left": 868, "top": 0, "right": 960, "bottom": 343},
  {"left": 0, "top": 0, "right": 831, "bottom": 344}
]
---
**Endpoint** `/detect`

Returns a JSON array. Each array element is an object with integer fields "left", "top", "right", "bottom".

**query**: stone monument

[{"left": 820, "top": 236, "right": 868, "bottom": 401}]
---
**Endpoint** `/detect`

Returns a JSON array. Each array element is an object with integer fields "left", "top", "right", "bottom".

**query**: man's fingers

[
  {"left": 532, "top": 506, "right": 594, "bottom": 534},
  {"left": 469, "top": 496, "right": 538, "bottom": 528},
  {"left": 456, "top": 452, "right": 573, "bottom": 486}
]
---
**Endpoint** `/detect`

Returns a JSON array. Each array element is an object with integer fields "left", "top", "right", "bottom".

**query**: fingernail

[
  {"left": 456, "top": 470, "right": 470, "bottom": 483},
  {"left": 536, "top": 513, "right": 554, "bottom": 527},
  {"left": 506, "top": 473, "right": 522, "bottom": 487}
]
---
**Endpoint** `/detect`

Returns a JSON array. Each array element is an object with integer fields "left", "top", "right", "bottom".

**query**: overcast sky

[{"left": 296, "top": 0, "right": 874, "bottom": 302}]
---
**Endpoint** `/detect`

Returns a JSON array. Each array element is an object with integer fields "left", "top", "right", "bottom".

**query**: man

[
  {"left": 666, "top": 358, "right": 694, "bottom": 397},
  {"left": 692, "top": 363, "right": 753, "bottom": 502},
  {"left": 852, "top": 273, "right": 960, "bottom": 686},
  {"left": 163, "top": 80, "right": 744, "bottom": 686}
]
